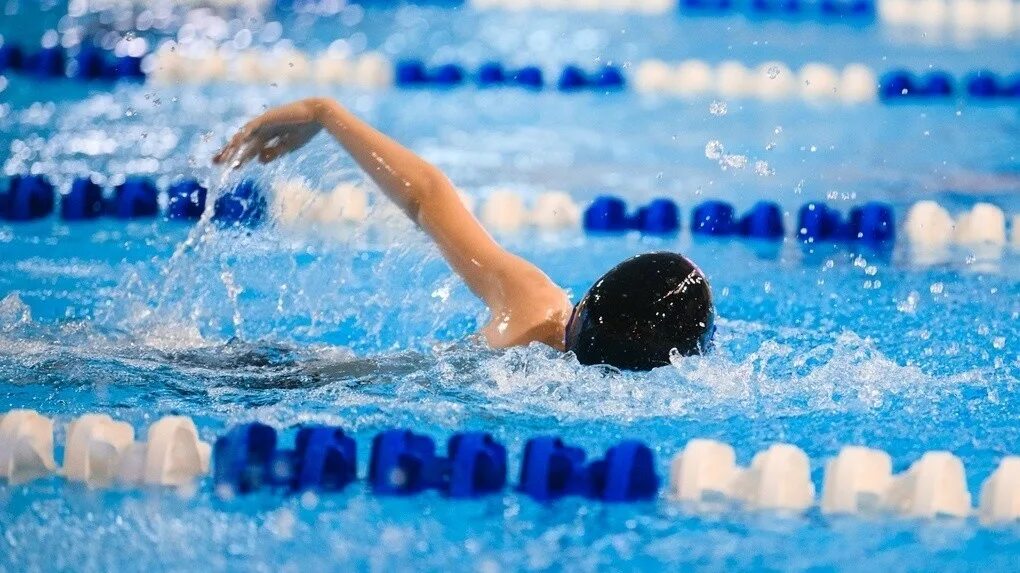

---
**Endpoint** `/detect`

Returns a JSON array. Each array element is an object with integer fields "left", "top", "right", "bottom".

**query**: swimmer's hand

[{"left": 213, "top": 99, "right": 324, "bottom": 168}]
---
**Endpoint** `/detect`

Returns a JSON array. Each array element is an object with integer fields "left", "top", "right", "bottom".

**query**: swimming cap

[{"left": 564, "top": 252, "right": 714, "bottom": 371}]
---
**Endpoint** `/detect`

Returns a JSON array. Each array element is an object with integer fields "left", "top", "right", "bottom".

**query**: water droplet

[
  {"left": 705, "top": 140, "right": 725, "bottom": 160},
  {"left": 766, "top": 65, "right": 781, "bottom": 79},
  {"left": 754, "top": 160, "right": 774, "bottom": 176},
  {"left": 722, "top": 154, "right": 747, "bottom": 169}
]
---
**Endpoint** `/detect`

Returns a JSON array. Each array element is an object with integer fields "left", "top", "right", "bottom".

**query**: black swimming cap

[{"left": 564, "top": 252, "right": 714, "bottom": 371}]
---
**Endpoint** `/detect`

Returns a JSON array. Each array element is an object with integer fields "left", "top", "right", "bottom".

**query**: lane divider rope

[
  {"left": 5, "top": 38, "right": 1020, "bottom": 105},
  {"left": 2, "top": 410, "right": 1019, "bottom": 524},
  {"left": 3, "top": 174, "right": 1019, "bottom": 248}
]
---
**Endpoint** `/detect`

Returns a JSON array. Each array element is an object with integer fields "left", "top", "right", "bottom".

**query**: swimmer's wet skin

[{"left": 214, "top": 97, "right": 715, "bottom": 370}]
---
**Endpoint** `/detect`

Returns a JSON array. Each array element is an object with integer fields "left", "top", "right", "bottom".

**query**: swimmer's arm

[{"left": 213, "top": 97, "right": 558, "bottom": 313}]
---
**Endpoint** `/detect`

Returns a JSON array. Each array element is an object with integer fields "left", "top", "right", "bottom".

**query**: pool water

[{"left": 3, "top": 1, "right": 1020, "bottom": 571}]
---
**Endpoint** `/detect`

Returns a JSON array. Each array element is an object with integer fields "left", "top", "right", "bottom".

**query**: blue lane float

[
  {"left": 518, "top": 436, "right": 588, "bottom": 501},
  {"left": 61, "top": 177, "right": 105, "bottom": 220},
  {"left": 797, "top": 201, "right": 844, "bottom": 242},
  {"left": 2, "top": 175, "right": 55, "bottom": 221},
  {"left": 0, "top": 41, "right": 147, "bottom": 83},
  {"left": 0, "top": 43, "right": 25, "bottom": 73},
  {"left": 0, "top": 174, "right": 217, "bottom": 223},
  {"left": 558, "top": 64, "right": 625, "bottom": 91},
  {"left": 209, "top": 425, "right": 661, "bottom": 503},
  {"left": 214, "top": 423, "right": 359, "bottom": 495},
  {"left": 72, "top": 45, "right": 107, "bottom": 80},
  {"left": 847, "top": 201, "right": 895, "bottom": 243},
  {"left": 682, "top": 0, "right": 874, "bottom": 20},
  {"left": 512, "top": 66, "right": 544, "bottom": 89},
  {"left": 213, "top": 179, "right": 267, "bottom": 226},
  {"left": 443, "top": 432, "right": 507, "bottom": 498},
  {"left": 368, "top": 429, "right": 439, "bottom": 495},
  {"left": 920, "top": 71, "right": 954, "bottom": 97},
  {"left": 584, "top": 196, "right": 681, "bottom": 234},
  {"left": 557, "top": 65, "right": 589, "bottom": 91},
  {"left": 880, "top": 69, "right": 1020, "bottom": 101},
  {"left": 691, "top": 200, "right": 736, "bottom": 236},
  {"left": 635, "top": 198, "right": 682, "bottom": 234},
  {"left": 477, "top": 61, "right": 506, "bottom": 86},
  {"left": 109, "top": 177, "right": 160, "bottom": 218},
  {"left": 288, "top": 426, "right": 357, "bottom": 492},
  {"left": 738, "top": 201, "right": 785, "bottom": 239},
  {"left": 584, "top": 196, "right": 631, "bottom": 232},
  {"left": 29, "top": 46, "right": 66, "bottom": 79},
  {"left": 395, "top": 60, "right": 465, "bottom": 87},
  {"left": 166, "top": 179, "right": 208, "bottom": 220},
  {"left": 585, "top": 441, "right": 659, "bottom": 502},
  {"left": 213, "top": 423, "right": 279, "bottom": 495}
]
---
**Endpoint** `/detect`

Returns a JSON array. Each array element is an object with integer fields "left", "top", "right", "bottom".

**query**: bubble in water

[
  {"left": 754, "top": 160, "right": 774, "bottom": 176},
  {"left": 897, "top": 291, "right": 920, "bottom": 314},
  {"left": 709, "top": 100, "right": 728, "bottom": 116},
  {"left": 705, "top": 140, "right": 725, "bottom": 160},
  {"left": 766, "top": 65, "right": 781, "bottom": 79},
  {"left": 992, "top": 337, "right": 1006, "bottom": 350},
  {"left": 930, "top": 282, "right": 945, "bottom": 295}
]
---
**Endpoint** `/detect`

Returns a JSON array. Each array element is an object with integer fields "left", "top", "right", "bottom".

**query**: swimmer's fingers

[
  {"left": 258, "top": 134, "right": 296, "bottom": 163},
  {"left": 257, "top": 124, "right": 321, "bottom": 163},
  {"left": 213, "top": 127, "right": 256, "bottom": 166},
  {"left": 233, "top": 136, "right": 268, "bottom": 167}
]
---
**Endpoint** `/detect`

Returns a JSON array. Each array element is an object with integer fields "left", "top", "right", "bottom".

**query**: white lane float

[
  {"left": 531, "top": 191, "right": 581, "bottom": 230},
  {"left": 955, "top": 203, "right": 1007, "bottom": 245},
  {"left": 799, "top": 63, "right": 841, "bottom": 100},
  {"left": 821, "top": 446, "right": 893, "bottom": 514},
  {"left": 63, "top": 414, "right": 135, "bottom": 486},
  {"left": 755, "top": 62, "right": 796, "bottom": 101},
  {"left": 673, "top": 60, "right": 715, "bottom": 97},
  {"left": 904, "top": 200, "right": 955, "bottom": 248},
  {"left": 147, "top": 47, "right": 393, "bottom": 88},
  {"left": 315, "top": 53, "right": 353, "bottom": 85},
  {"left": 881, "top": 451, "right": 972, "bottom": 518},
  {"left": 670, "top": 439, "right": 738, "bottom": 503},
  {"left": 877, "top": 0, "right": 1019, "bottom": 36},
  {"left": 0, "top": 410, "right": 57, "bottom": 484},
  {"left": 670, "top": 440, "right": 815, "bottom": 512},
  {"left": 481, "top": 189, "right": 528, "bottom": 232},
  {"left": 634, "top": 60, "right": 674, "bottom": 93},
  {"left": 839, "top": 64, "right": 878, "bottom": 103},
  {"left": 118, "top": 416, "right": 211, "bottom": 487},
  {"left": 327, "top": 183, "right": 370, "bottom": 224},
  {"left": 634, "top": 59, "right": 877, "bottom": 104},
  {"left": 715, "top": 61, "right": 755, "bottom": 98},
  {"left": 979, "top": 456, "right": 1020, "bottom": 524},
  {"left": 732, "top": 444, "right": 816, "bottom": 512}
]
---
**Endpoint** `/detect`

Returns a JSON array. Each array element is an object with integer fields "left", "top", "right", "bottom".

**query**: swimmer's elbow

[{"left": 406, "top": 164, "right": 456, "bottom": 220}]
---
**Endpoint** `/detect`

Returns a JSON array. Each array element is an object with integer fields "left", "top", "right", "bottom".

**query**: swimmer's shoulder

[{"left": 480, "top": 283, "right": 571, "bottom": 351}]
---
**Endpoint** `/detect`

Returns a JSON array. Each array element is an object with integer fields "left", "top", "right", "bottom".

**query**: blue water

[{"left": 3, "top": 2, "right": 1020, "bottom": 571}]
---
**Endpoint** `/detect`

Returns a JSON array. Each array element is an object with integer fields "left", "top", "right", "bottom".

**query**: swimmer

[{"left": 214, "top": 97, "right": 714, "bottom": 371}]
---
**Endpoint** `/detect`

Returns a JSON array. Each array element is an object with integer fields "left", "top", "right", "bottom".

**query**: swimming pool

[{"left": 3, "top": 1, "right": 1020, "bottom": 570}]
